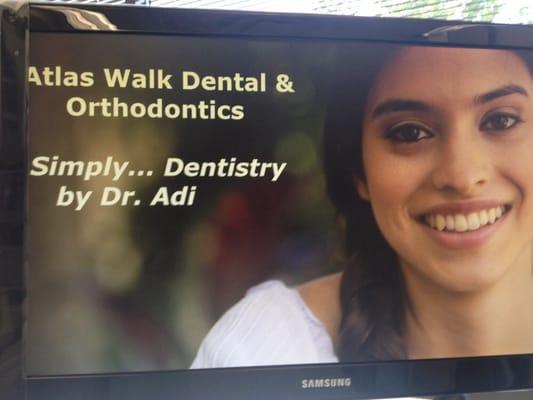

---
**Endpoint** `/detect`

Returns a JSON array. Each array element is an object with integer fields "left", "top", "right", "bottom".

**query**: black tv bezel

[{"left": 13, "top": 3, "right": 533, "bottom": 399}]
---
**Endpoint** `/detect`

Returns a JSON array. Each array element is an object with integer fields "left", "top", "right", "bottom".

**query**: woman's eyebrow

[
  {"left": 474, "top": 84, "right": 528, "bottom": 104},
  {"left": 369, "top": 85, "right": 528, "bottom": 120},
  {"left": 370, "top": 99, "right": 430, "bottom": 120}
]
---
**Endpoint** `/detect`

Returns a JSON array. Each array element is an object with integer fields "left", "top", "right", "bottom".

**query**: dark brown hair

[
  {"left": 323, "top": 44, "right": 533, "bottom": 362},
  {"left": 323, "top": 43, "right": 406, "bottom": 362}
]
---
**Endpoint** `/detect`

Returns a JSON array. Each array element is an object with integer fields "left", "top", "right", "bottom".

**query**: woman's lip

[
  {"left": 417, "top": 209, "right": 509, "bottom": 250},
  {"left": 417, "top": 200, "right": 510, "bottom": 216}
]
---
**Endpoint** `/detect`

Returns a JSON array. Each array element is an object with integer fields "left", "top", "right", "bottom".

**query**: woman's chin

[
  {"left": 404, "top": 257, "right": 509, "bottom": 295},
  {"left": 439, "top": 274, "right": 501, "bottom": 294}
]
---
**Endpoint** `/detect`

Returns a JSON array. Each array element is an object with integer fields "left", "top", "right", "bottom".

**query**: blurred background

[{"left": 26, "top": 33, "right": 344, "bottom": 374}]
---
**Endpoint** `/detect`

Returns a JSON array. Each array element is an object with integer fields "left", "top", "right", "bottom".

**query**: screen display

[{"left": 26, "top": 32, "right": 533, "bottom": 376}]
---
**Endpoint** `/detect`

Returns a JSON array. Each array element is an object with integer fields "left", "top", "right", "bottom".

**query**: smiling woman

[
  {"left": 191, "top": 44, "right": 533, "bottom": 369},
  {"left": 326, "top": 45, "right": 533, "bottom": 362}
]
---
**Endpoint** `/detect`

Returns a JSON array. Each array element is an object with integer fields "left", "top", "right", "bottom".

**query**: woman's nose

[{"left": 431, "top": 132, "right": 490, "bottom": 196}]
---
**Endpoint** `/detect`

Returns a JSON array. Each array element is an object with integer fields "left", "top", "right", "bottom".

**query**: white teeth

[
  {"left": 488, "top": 208, "right": 496, "bottom": 223},
  {"left": 445, "top": 215, "right": 455, "bottom": 231},
  {"left": 467, "top": 213, "right": 480, "bottom": 230},
  {"left": 436, "top": 215, "right": 446, "bottom": 231},
  {"left": 479, "top": 210, "right": 488, "bottom": 225},
  {"left": 455, "top": 214, "right": 468, "bottom": 232},
  {"left": 424, "top": 205, "right": 507, "bottom": 232}
]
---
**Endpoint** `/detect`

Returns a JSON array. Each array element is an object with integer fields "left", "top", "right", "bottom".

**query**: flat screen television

[{"left": 1, "top": 2, "right": 533, "bottom": 399}]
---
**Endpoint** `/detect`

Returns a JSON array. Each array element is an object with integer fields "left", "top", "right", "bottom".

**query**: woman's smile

[
  {"left": 416, "top": 201, "right": 512, "bottom": 250},
  {"left": 422, "top": 204, "right": 508, "bottom": 232}
]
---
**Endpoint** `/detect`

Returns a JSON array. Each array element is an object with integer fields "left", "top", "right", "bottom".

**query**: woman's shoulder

[
  {"left": 297, "top": 273, "right": 342, "bottom": 347},
  {"left": 191, "top": 278, "right": 339, "bottom": 368}
]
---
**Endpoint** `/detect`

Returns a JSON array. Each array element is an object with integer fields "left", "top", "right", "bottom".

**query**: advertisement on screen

[{"left": 26, "top": 32, "right": 533, "bottom": 376}]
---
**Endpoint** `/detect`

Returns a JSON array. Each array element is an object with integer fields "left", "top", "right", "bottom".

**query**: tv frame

[{"left": 2, "top": 3, "right": 533, "bottom": 399}]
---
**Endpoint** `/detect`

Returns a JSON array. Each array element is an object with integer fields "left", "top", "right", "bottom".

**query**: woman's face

[{"left": 358, "top": 47, "right": 533, "bottom": 293}]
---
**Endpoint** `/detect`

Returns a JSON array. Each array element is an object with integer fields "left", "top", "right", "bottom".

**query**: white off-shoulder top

[
  {"left": 191, "top": 280, "right": 338, "bottom": 368},
  {"left": 191, "top": 280, "right": 422, "bottom": 400},
  {"left": 191, "top": 281, "right": 420, "bottom": 400}
]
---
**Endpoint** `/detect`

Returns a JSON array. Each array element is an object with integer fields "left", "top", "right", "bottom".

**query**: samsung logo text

[{"left": 301, "top": 378, "right": 352, "bottom": 389}]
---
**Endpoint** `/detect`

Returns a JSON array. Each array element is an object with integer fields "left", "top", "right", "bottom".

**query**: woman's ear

[{"left": 354, "top": 176, "right": 370, "bottom": 201}]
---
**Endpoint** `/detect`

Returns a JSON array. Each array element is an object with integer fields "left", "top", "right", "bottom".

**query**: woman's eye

[
  {"left": 385, "top": 123, "right": 433, "bottom": 143},
  {"left": 481, "top": 113, "right": 521, "bottom": 131}
]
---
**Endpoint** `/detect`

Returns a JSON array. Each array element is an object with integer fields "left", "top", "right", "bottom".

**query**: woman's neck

[{"left": 404, "top": 249, "right": 533, "bottom": 359}]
